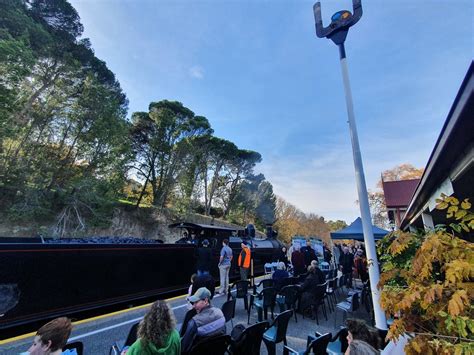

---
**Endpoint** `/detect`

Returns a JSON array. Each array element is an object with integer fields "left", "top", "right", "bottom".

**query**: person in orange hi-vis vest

[{"left": 238, "top": 242, "right": 251, "bottom": 280}]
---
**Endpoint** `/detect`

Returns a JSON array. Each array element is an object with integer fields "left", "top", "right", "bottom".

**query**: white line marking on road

[
  {"left": 67, "top": 287, "right": 238, "bottom": 342},
  {"left": 69, "top": 303, "right": 189, "bottom": 341}
]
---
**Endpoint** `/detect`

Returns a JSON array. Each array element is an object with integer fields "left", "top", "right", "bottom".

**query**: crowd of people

[{"left": 23, "top": 236, "right": 378, "bottom": 354}]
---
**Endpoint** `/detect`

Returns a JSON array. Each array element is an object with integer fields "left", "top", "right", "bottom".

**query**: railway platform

[{"left": 0, "top": 276, "right": 374, "bottom": 354}]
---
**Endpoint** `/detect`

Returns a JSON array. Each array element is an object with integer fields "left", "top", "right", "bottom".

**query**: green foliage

[
  {"left": 0, "top": 0, "right": 129, "bottom": 234},
  {"left": 0, "top": 0, "right": 275, "bottom": 236},
  {"left": 327, "top": 219, "right": 348, "bottom": 231},
  {"left": 378, "top": 195, "right": 474, "bottom": 354}
]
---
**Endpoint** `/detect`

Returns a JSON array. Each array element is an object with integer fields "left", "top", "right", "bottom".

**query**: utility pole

[{"left": 313, "top": 0, "right": 387, "bottom": 330}]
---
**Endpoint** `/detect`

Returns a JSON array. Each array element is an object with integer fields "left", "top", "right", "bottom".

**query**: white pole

[{"left": 338, "top": 43, "right": 387, "bottom": 330}]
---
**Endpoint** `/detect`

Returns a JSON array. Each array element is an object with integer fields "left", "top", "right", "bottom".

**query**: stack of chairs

[{"left": 334, "top": 292, "right": 360, "bottom": 327}]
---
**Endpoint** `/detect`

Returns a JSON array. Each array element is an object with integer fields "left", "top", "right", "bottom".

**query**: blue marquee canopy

[{"left": 330, "top": 217, "right": 389, "bottom": 241}]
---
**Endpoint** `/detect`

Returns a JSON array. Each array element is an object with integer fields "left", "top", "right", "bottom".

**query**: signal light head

[{"left": 331, "top": 10, "right": 352, "bottom": 23}]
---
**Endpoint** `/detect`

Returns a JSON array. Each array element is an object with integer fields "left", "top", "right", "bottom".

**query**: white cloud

[
  {"left": 258, "top": 131, "right": 434, "bottom": 224},
  {"left": 189, "top": 65, "right": 204, "bottom": 79}
]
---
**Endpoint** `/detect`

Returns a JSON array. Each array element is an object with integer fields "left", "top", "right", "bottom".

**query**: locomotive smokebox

[{"left": 266, "top": 224, "right": 277, "bottom": 239}]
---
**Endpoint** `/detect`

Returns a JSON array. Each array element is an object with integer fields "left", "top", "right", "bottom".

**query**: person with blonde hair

[
  {"left": 27, "top": 317, "right": 72, "bottom": 355},
  {"left": 125, "top": 300, "right": 180, "bottom": 354}
]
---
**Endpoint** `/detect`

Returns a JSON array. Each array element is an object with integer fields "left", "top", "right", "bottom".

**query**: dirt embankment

[{"left": 0, "top": 207, "right": 249, "bottom": 242}]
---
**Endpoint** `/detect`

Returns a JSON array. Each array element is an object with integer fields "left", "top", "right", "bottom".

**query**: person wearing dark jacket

[
  {"left": 354, "top": 250, "right": 368, "bottom": 283},
  {"left": 278, "top": 246, "right": 289, "bottom": 266},
  {"left": 196, "top": 239, "right": 212, "bottom": 276},
  {"left": 298, "top": 265, "right": 326, "bottom": 315},
  {"left": 323, "top": 243, "right": 332, "bottom": 264},
  {"left": 272, "top": 262, "right": 289, "bottom": 290},
  {"left": 302, "top": 240, "right": 317, "bottom": 267},
  {"left": 291, "top": 247, "right": 305, "bottom": 276},
  {"left": 339, "top": 246, "right": 355, "bottom": 288}
]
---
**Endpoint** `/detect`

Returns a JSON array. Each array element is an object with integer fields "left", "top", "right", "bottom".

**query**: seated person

[
  {"left": 345, "top": 340, "right": 379, "bottom": 354},
  {"left": 298, "top": 265, "right": 326, "bottom": 315},
  {"left": 309, "top": 260, "right": 326, "bottom": 283},
  {"left": 125, "top": 300, "right": 180, "bottom": 354},
  {"left": 346, "top": 319, "right": 382, "bottom": 350},
  {"left": 27, "top": 317, "right": 72, "bottom": 355},
  {"left": 272, "top": 262, "right": 289, "bottom": 290},
  {"left": 181, "top": 287, "right": 226, "bottom": 353}
]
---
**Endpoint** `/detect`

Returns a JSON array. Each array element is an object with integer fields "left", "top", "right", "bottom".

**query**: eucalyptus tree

[
  {"left": 215, "top": 149, "right": 262, "bottom": 217},
  {"left": 130, "top": 100, "right": 212, "bottom": 208},
  {"left": 173, "top": 134, "right": 212, "bottom": 213},
  {"left": 230, "top": 173, "right": 276, "bottom": 229},
  {"left": 199, "top": 137, "right": 238, "bottom": 215},
  {"left": 1, "top": 0, "right": 130, "bottom": 228}
]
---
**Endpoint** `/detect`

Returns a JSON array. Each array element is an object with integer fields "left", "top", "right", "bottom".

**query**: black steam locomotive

[{"left": 0, "top": 223, "right": 282, "bottom": 336}]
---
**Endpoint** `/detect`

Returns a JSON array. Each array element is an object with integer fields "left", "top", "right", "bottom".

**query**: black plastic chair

[
  {"left": 320, "top": 281, "right": 333, "bottom": 313},
  {"left": 180, "top": 308, "right": 197, "bottom": 337},
  {"left": 302, "top": 283, "right": 327, "bottom": 325},
  {"left": 262, "top": 310, "right": 293, "bottom": 355},
  {"left": 190, "top": 334, "right": 231, "bottom": 355},
  {"left": 253, "top": 278, "right": 274, "bottom": 293},
  {"left": 109, "top": 322, "right": 139, "bottom": 354},
  {"left": 288, "top": 276, "right": 300, "bottom": 285},
  {"left": 338, "top": 275, "right": 346, "bottom": 295},
  {"left": 297, "top": 272, "right": 309, "bottom": 283},
  {"left": 360, "top": 281, "right": 372, "bottom": 313},
  {"left": 284, "top": 332, "right": 332, "bottom": 355},
  {"left": 63, "top": 341, "right": 84, "bottom": 355},
  {"left": 228, "top": 280, "right": 251, "bottom": 310},
  {"left": 276, "top": 285, "right": 299, "bottom": 322},
  {"left": 274, "top": 276, "right": 291, "bottom": 291},
  {"left": 326, "top": 328, "right": 349, "bottom": 354},
  {"left": 248, "top": 287, "right": 277, "bottom": 324},
  {"left": 334, "top": 292, "right": 359, "bottom": 327},
  {"left": 221, "top": 298, "right": 236, "bottom": 327},
  {"left": 326, "top": 276, "right": 339, "bottom": 307},
  {"left": 327, "top": 269, "right": 336, "bottom": 279},
  {"left": 230, "top": 321, "right": 269, "bottom": 355}
]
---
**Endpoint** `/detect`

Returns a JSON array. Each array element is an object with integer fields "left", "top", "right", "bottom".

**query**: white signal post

[{"left": 313, "top": 0, "right": 387, "bottom": 330}]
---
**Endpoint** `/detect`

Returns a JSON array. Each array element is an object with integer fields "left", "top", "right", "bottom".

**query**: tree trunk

[
  {"left": 207, "top": 161, "right": 223, "bottom": 215},
  {"left": 16, "top": 62, "right": 59, "bottom": 124},
  {"left": 136, "top": 167, "right": 152, "bottom": 208}
]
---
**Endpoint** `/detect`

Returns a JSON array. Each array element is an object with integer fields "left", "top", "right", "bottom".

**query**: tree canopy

[
  {"left": 368, "top": 163, "right": 424, "bottom": 228},
  {"left": 0, "top": 0, "right": 339, "bottom": 238}
]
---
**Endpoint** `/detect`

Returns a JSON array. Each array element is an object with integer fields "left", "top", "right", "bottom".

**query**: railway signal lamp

[{"left": 312, "top": 0, "right": 387, "bottom": 331}]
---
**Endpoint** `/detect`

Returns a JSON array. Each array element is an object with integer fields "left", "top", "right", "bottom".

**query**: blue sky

[{"left": 70, "top": 0, "right": 473, "bottom": 223}]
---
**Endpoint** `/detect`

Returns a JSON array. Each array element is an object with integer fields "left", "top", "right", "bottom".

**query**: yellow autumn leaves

[{"left": 378, "top": 194, "right": 474, "bottom": 354}]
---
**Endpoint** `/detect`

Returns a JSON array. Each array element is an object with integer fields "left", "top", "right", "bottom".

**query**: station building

[{"left": 400, "top": 62, "right": 473, "bottom": 238}]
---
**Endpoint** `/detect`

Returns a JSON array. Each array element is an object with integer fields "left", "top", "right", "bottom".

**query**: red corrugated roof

[{"left": 382, "top": 179, "right": 420, "bottom": 208}]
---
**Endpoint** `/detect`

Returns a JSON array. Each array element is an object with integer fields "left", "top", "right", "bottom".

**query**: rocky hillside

[{"left": 0, "top": 206, "right": 257, "bottom": 242}]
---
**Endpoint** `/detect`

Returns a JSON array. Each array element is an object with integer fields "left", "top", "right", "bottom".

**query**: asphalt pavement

[{"left": 0, "top": 278, "right": 370, "bottom": 354}]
